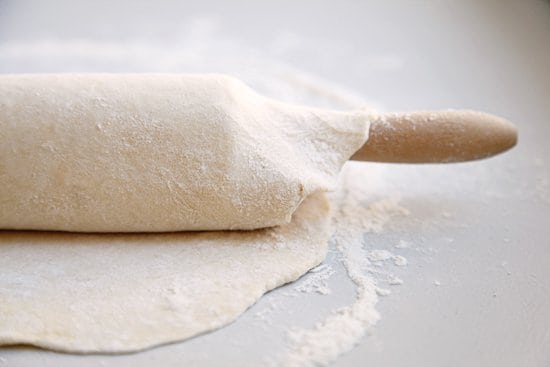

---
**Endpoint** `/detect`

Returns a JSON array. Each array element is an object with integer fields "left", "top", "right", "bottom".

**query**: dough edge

[{"left": 0, "top": 192, "right": 332, "bottom": 354}]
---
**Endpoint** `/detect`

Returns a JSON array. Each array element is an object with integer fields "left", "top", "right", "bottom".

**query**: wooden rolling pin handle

[{"left": 351, "top": 110, "right": 518, "bottom": 163}]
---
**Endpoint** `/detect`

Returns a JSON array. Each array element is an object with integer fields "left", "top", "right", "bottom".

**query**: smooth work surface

[{"left": 0, "top": 1, "right": 549, "bottom": 366}]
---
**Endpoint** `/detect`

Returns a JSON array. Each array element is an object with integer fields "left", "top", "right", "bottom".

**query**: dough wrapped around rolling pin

[{"left": 0, "top": 74, "right": 369, "bottom": 232}]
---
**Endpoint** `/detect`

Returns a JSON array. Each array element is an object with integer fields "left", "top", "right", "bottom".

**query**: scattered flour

[
  {"left": 368, "top": 249, "right": 394, "bottom": 262},
  {"left": 281, "top": 164, "right": 410, "bottom": 366},
  {"left": 368, "top": 249, "right": 408, "bottom": 267},
  {"left": 294, "top": 264, "right": 336, "bottom": 295},
  {"left": 375, "top": 288, "right": 392, "bottom": 297},
  {"left": 395, "top": 239, "right": 411, "bottom": 249},
  {"left": 388, "top": 276, "right": 404, "bottom": 286},
  {"left": 393, "top": 256, "right": 408, "bottom": 267},
  {"left": 254, "top": 298, "right": 279, "bottom": 327}
]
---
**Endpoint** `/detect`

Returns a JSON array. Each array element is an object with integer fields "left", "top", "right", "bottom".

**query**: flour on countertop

[
  {"left": 395, "top": 239, "right": 411, "bottom": 249},
  {"left": 393, "top": 256, "right": 408, "bottom": 266},
  {"left": 294, "top": 264, "right": 335, "bottom": 295},
  {"left": 368, "top": 249, "right": 409, "bottom": 267},
  {"left": 388, "top": 276, "right": 404, "bottom": 286},
  {"left": 281, "top": 163, "right": 410, "bottom": 367}
]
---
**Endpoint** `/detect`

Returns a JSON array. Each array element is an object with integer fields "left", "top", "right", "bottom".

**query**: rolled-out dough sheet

[
  {"left": 0, "top": 193, "right": 330, "bottom": 353},
  {"left": 0, "top": 74, "right": 369, "bottom": 232}
]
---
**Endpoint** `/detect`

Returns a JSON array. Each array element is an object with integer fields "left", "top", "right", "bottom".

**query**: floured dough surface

[
  {"left": 0, "top": 74, "right": 369, "bottom": 232},
  {"left": 0, "top": 193, "right": 330, "bottom": 353}
]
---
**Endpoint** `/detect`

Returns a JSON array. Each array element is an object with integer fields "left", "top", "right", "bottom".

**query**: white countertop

[{"left": 1, "top": 1, "right": 549, "bottom": 366}]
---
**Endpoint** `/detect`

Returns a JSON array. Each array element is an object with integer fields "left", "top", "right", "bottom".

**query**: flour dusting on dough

[{"left": 0, "top": 194, "right": 331, "bottom": 353}]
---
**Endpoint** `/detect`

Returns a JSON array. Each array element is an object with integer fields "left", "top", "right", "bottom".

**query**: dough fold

[{"left": 0, "top": 74, "right": 369, "bottom": 232}]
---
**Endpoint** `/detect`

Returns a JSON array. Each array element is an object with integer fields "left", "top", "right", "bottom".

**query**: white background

[{"left": 1, "top": 1, "right": 549, "bottom": 366}]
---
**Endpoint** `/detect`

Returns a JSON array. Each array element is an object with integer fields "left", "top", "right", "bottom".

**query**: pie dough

[
  {"left": 0, "top": 74, "right": 369, "bottom": 353},
  {"left": 0, "top": 74, "right": 369, "bottom": 232},
  {"left": 0, "top": 193, "right": 330, "bottom": 353}
]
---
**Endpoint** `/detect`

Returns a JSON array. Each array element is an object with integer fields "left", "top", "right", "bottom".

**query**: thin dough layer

[
  {"left": 0, "top": 74, "right": 369, "bottom": 232},
  {"left": 0, "top": 193, "right": 330, "bottom": 353}
]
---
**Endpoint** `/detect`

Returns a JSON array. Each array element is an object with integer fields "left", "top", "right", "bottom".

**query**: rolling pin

[{"left": 0, "top": 74, "right": 517, "bottom": 232}]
